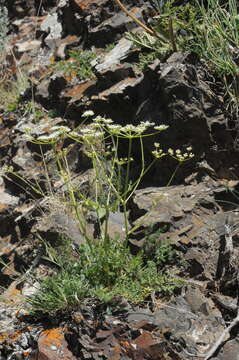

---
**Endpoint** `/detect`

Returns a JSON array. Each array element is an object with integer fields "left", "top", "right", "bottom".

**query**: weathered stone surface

[
  {"left": 213, "top": 339, "right": 239, "bottom": 360},
  {"left": 16, "top": 40, "right": 42, "bottom": 53},
  {"left": 102, "top": 211, "right": 126, "bottom": 241},
  {"left": 33, "top": 203, "right": 93, "bottom": 246},
  {"left": 61, "top": 63, "right": 137, "bottom": 105},
  {"left": 132, "top": 180, "right": 239, "bottom": 280},
  {"left": 133, "top": 181, "right": 219, "bottom": 229},
  {"left": 0, "top": 304, "right": 20, "bottom": 337},
  {"left": 15, "top": 116, "right": 63, "bottom": 136},
  {"left": 37, "top": 328, "right": 77, "bottom": 360},
  {"left": 136, "top": 52, "right": 227, "bottom": 152},
  {"left": 154, "top": 287, "right": 225, "bottom": 359},
  {"left": 127, "top": 286, "right": 226, "bottom": 359},
  {"left": 86, "top": 2, "right": 146, "bottom": 46},
  {"left": 0, "top": 176, "right": 19, "bottom": 209},
  {"left": 0, "top": 175, "right": 19, "bottom": 243},
  {"left": 94, "top": 38, "right": 133, "bottom": 72},
  {"left": 52, "top": 35, "right": 80, "bottom": 59},
  {"left": 7, "top": 0, "right": 58, "bottom": 19},
  {"left": 40, "top": 13, "right": 63, "bottom": 42}
]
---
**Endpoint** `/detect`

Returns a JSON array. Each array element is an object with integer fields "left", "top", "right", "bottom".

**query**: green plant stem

[
  {"left": 40, "top": 145, "right": 53, "bottom": 197},
  {"left": 169, "top": 17, "right": 177, "bottom": 52},
  {"left": 167, "top": 161, "right": 181, "bottom": 186},
  {"left": 122, "top": 202, "right": 129, "bottom": 241},
  {"left": 56, "top": 147, "right": 93, "bottom": 249},
  {"left": 5, "top": 171, "right": 44, "bottom": 197},
  {"left": 124, "top": 137, "right": 132, "bottom": 197}
]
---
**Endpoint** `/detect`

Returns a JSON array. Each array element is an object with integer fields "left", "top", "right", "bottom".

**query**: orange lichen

[
  {"left": 0, "top": 329, "right": 23, "bottom": 344},
  {"left": 15, "top": 310, "right": 30, "bottom": 321},
  {"left": 50, "top": 56, "right": 55, "bottom": 64},
  {"left": 0, "top": 333, "right": 8, "bottom": 343},
  {"left": 64, "top": 71, "right": 78, "bottom": 82},
  {"left": 40, "top": 328, "right": 64, "bottom": 348},
  {"left": 74, "top": 0, "right": 96, "bottom": 10},
  {"left": 0, "top": 203, "right": 7, "bottom": 211},
  {"left": 9, "top": 329, "right": 24, "bottom": 341},
  {"left": 7, "top": 287, "right": 21, "bottom": 296}
]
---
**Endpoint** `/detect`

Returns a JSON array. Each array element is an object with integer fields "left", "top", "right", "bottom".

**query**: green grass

[
  {"left": 182, "top": 0, "right": 239, "bottom": 110},
  {"left": 128, "top": 0, "right": 239, "bottom": 108},
  {"left": 105, "top": 42, "right": 116, "bottom": 52},
  {"left": 29, "top": 234, "right": 182, "bottom": 316},
  {"left": 0, "top": 67, "right": 29, "bottom": 110},
  {"left": 51, "top": 49, "right": 96, "bottom": 80},
  {"left": 127, "top": 0, "right": 197, "bottom": 56},
  {"left": 183, "top": 0, "right": 239, "bottom": 77},
  {"left": 136, "top": 51, "right": 159, "bottom": 72}
]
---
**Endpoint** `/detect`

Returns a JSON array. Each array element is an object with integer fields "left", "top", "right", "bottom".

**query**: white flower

[
  {"left": 51, "top": 126, "right": 71, "bottom": 133},
  {"left": 22, "top": 134, "right": 34, "bottom": 141},
  {"left": 82, "top": 110, "right": 94, "bottom": 117},
  {"left": 114, "top": 157, "right": 133, "bottom": 165},
  {"left": 69, "top": 131, "right": 81, "bottom": 138},
  {"left": 108, "top": 124, "right": 121, "bottom": 130},
  {"left": 154, "top": 125, "right": 169, "bottom": 131},
  {"left": 93, "top": 131, "right": 103, "bottom": 138},
  {"left": 91, "top": 123, "right": 101, "bottom": 129},
  {"left": 107, "top": 124, "right": 122, "bottom": 134},
  {"left": 186, "top": 146, "right": 192, "bottom": 151},
  {"left": 23, "top": 127, "right": 32, "bottom": 133},
  {"left": 168, "top": 148, "right": 174, "bottom": 155},
  {"left": 2, "top": 165, "right": 14, "bottom": 173},
  {"left": 81, "top": 130, "right": 103, "bottom": 139},
  {"left": 134, "top": 125, "right": 146, "bottom": 134},
  {"left": 37, "top": 131, "right": 62, "bottom": 141},
  {"left": 152, "top": 149, "right": 165, "bottom": 159},
  {"left": 93, "top": 115, "right": 105, "bottom": 123},
  {"left": 119, "top": 124, "right": 147, "bottom": 135},
  {"left": 177, "top": 156, "right": 184, "bottom": 162},
  {"left": 102, "top": 118, "right": 113, "bottom": 124},
  {"left": 143, "top": 121, "right": 155, "bottom": 127},
  {"left": 121, "top": 124, "right": 135, "bottom": 132},
  {"left": 81, "top": 127, "right": 94, "bottom": 134}
]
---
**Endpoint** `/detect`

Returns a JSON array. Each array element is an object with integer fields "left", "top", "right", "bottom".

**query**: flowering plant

[{"left": 20, "top": 112, "right": 194, "bottom": 244}]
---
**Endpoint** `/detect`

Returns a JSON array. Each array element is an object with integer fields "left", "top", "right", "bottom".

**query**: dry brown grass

[{"left": 0, "top": 52, "right": 28, "bottom": 110}]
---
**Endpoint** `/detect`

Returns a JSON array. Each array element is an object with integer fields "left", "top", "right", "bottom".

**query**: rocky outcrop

[{"left": 1, "top": 0, "right": 239, "bottom": 359}]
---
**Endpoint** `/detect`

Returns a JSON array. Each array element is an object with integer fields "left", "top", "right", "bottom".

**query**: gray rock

[
  {"left": 153, "top": 287, "right": 225, "bottom": 358},
  {"left": 213, "top": 339, "right": 239, "bottom": 360},
  {"left": 41, "top": 13, "right": 63, "bottom": 42},
  {"left": 95, "top": 38, "right": 133, "bottom": 72},
  {"left": 0, "top": 176, "right": 19, "bottom": 208},
  {"left": 102, "top": 211, "right": 126, "bottom": 241},
  {"left": 132, "top": 180, "right": 239, "bottom": 280},
  {"left": 16, "top": 40, "right": 41, "bottom": 53}
]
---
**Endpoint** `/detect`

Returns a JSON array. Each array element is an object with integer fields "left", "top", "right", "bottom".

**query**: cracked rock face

[
  {"left": 31, "top": 47, "right": 234, "bottom": 185},
  {"left": 132, "top": 180, "right": 239, "bottom": 281},
  {"left": 2, "top": 0, "right": 239, "bottom": 358}
]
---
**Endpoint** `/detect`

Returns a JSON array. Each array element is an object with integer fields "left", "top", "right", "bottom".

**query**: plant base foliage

[{"left": 29, "top": 235, "right": 182, "bottom": 316}]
